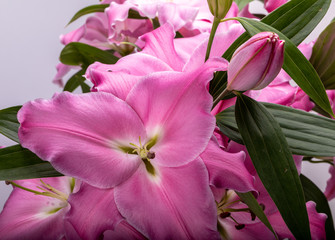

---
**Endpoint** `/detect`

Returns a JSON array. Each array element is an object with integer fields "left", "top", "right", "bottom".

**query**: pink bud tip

[{"left": 227, "top": 32, "right": 285, "bottom": 91}]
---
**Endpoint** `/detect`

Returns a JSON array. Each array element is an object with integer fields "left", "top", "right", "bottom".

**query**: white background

[{"left": 0, "top": 0, "right": 335, "bottom": 228}]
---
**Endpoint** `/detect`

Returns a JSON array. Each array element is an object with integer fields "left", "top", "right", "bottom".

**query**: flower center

[{"left": 129, "top": 136, "right": 156, "bottom": 175}]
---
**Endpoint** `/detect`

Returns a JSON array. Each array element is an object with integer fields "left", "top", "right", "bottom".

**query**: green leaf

[
  {"left": 210, "top": 0, "right": 331, "bottom": 104},
  {"left": 300, "top": 174, "right": 335, "bottom": 240},
  {"left": 60, "top": 42, "right": 118, "bottom": 67},
  {"left": 0, "top": 106, "right": 21, "bottom": 143},
  {"left": 301, "top": 175, "right": 335, "bottom": 239},
  {"left": 67, "top": 4, "right": 109, "bottom": 25},
  {"left": 0, "top": 145, "right": 62, "bottom": 180},
  {"left": 217, "top": 102, "right": 335, "bottom": 157},
  {"left": 128, "top": 9, "right": 147, "bottom": 19},
  {"left": 233, "top": 0, "right": 252, "bottom": 10},
  {"left": 236, "top": 191, "right": 278, "bottom": 239},
  {"left": 310, "top": 20, "right": 335, "bottom": 89},
  {"left": 235, "top": 94, "right": 311, "bottom": 240},
  {"left": 236, "top": 17, "right": 333, "bottom": 116},
  {"left": 63, "top": 69, "right": 86, "bottom": 93}
]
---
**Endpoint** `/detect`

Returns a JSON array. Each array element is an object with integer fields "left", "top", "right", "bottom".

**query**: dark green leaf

[
  {"left": 60, "top": 42, "right": 118, "bottom": 67},
  {"left": 236, "top": 17, "right": 333, "bottom": 116},
  {"left": 128, "top": 9, "right": 147, "bottom": 19},
  {"left": 0, "top": 145, "right": 62, "bottom": 180},
  {"left": 80, "top": 82, "right": 91, "bottom": 93},
  {"left": 63, "top": 69, "right": 86, "bottom": 93},
  {"left": 235, "top": 94, "right": 311, "bottom": 240},
  {"left": 67, "top": 4, "right": 109, "bottom": 25},
  {"left": 310, "top": 20, "right": 335, "bottom": 89},
  {"left": 300, "top": 174, "right": 335, "bottom": 240},
  {"left": 217, "top": 102, "right": 335, "bottom": 157},
  {"left": 236, "top": 191, "right": 277, "bottom": 239},
  {"left": 210, "top": 0, "right": 331, "bottom": 104},
  {"left": 0, "top": 106, "right": 21, "bottom": 143}
]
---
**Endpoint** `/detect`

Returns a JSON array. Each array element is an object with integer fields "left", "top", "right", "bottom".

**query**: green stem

[
  {"left": 212, "top": 88, "right": 233, "bottom": 108},
  {"left": 205, "top": 17, "right": 221, "bottom": 62}
]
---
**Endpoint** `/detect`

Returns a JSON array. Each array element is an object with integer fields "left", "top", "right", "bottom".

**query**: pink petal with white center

[
  {"left": 65, "top": 183, "right": 123, "bottom": 240},
  {"left": 325, "top": 160, "right": 335, "bottom": 201},
  {"left": 114, "top": 158, "right": 220, "bottom": 240},
  {"left": 103, "top": 220, "right": 147, "bottom": 240},
  {"left": 126, "top": 58, "right": 227, "bottom": 167},
  {"left": 0, "top": 177, "right": 73, "bottom": 240},
  {"left": 139, "top": 23, "right": 185, "bottom": 71},
  {"left": 201, "top": 137, "right": 255, "bottom": 192},
  {"left": 18, "top": 92, "right": 146, "bottom": 188}
]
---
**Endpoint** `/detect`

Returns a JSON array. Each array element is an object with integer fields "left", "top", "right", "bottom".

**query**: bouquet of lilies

[{"left": 0, "top": 0, "right": 335, "bottom": 239}]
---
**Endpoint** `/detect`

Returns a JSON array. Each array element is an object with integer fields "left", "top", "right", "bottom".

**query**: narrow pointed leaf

[
  {"left": 235, "top": 17, "right": 333, "bottom": 116},
  {"left": 63, "top": 69, "right": 86, "bottom": 92},
  {"left": 210, "top": 0, "right": 331, "bottom": 102},
  {"left": 67, "top": 4, "right": 110, "bottom": 25},
  {"left": 310, "top": 20, "right": 335, "bottom": 89},
  {"left": 300, "top": 174, "right": 335, "bottom": 240},
  {"left": 216, "top": 102, "right": 335, "bottom": 157},
  {"left": 236, "top": 191, "right": 278, "bottom": 239},
  {"left": 0, "top": 106, "right": 21, "bottom": 143},
  {"left": 235, "top": 94, "right": 311, "bottom": 240},
  {"left": 60, "top": 42, "right": 118, "bottom": 67},
  {"left": 0, "top": 145, "right": 62, "bottom": 180}
]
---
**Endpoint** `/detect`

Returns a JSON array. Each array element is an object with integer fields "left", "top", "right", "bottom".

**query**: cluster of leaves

[{"left": 0, "top": 0, "right": 335, "bottom": 239}]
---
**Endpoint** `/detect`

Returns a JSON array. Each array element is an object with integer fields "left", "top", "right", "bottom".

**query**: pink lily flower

[
  {"left": 18, "top": 53, "right": 227, "bottom": 238},
  {"left": 0, "top": 177, "right": 78, "bottom": 240}
]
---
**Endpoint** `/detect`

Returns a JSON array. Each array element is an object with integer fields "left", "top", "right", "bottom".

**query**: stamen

[
  {"left": 219, "top": 212, "right": 231, "bottom": 219},
  {"left": 235, "top": 224, "right": 245, "bottom": 230}
]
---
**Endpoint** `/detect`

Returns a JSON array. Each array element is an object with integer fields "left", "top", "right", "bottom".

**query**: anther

[
  {"left": 250, "top": 211, "right": 256, "bottom": 221},
  {"left": 220, "top": 212, "right": 231, "bottom": 219},
  {"left": 259, "top": 203, "right": 265, "bottom": 211},
  {"left": 235, "top": 224, "right": 245, "bottom": 230},
  {"left": 147, "top": 151, "right": 155, "bottom": 159},
  {"left": 5, "top": 180, "right": 11, "bottom": 185}
]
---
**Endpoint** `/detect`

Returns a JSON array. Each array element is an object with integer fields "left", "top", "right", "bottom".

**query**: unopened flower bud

[
  {"left": 207, "top": 0, "right": 233, "bottom": 19},
  {"left": 227, "top": 32, "right": 285, "bottom": 91}
]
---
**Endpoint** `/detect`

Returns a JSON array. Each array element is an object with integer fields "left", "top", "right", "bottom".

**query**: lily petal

[
  {"left": 114, "top": 158, "right": 220, "bottom": 240},
  {"left": 18, "top": 92, "right": 145, "bottom": 188}
]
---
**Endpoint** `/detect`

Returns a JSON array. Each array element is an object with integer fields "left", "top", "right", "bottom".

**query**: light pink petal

[
  {"left": 53, "top": 63, "right": 73, "bottom": 87},
  {"left": 18, "top": 92, "right": 146, "bottom": 188},
  {"left": 174, "top": 32, "right": 209, "bottom": 62},
  {"left": 201, "top": 137, "right": 255, "bottom": 192},
  {"left": 126, "top": 58, "right": 227, "bottom": 167},
  {"left": 86, "top": 54, "right": 173, "bottom": 99},
  {"left": 157, "top": 3, "right": 198, "bottom": 31},
  {"left": 325, "top": 160, "right": 335, "bottom": 201},
  {"left": 183, "top": 23, "right": 244, "bottom": 72},
  {"left": 114, "top": 158, "right": 220, "bottom": 240},
  {"left": 139, "top": 23, "right": 185, "bottom": 71},
  {"left": 0, "top": 177, "right": 73, "bottom": 240},
  {"left": 65, "top": 183, "right": 123, "bottom": 240},
  {"left": 103, "top": 220, "right": 147, "bottom": 240}
]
